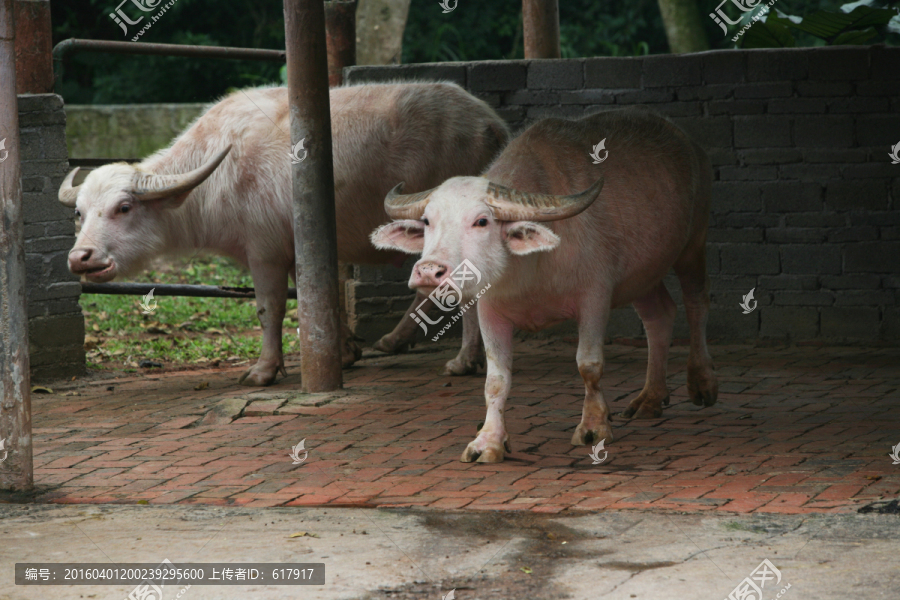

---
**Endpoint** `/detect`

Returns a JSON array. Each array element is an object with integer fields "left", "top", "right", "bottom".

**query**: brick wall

[
  {"left": 344, "top": 46, "right": 900, "bottom": 344},
  {"left": 19, "top": 94, "right": 84, "bottom": 379}
]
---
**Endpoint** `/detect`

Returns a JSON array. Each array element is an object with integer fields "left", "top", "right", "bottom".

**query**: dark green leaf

[
  {"left": 832, "top": 27, "right": 880, "bottom": 44},
  {"left": 740, "top": 18, "right": 797, "bottom": 48}
]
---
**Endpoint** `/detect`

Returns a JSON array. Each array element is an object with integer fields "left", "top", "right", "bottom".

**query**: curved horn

[
  {"left": 58, "top": 167, "right": 81, "bottom": 207},
  {"left": 384, "top": 182, "right": 435, "bottom": 220},
  {"left": 131, "top": 144, "right": 232, "bottom": 201},
  {"left": 484, "top": 177, "right": 605, "bottom": 222}
]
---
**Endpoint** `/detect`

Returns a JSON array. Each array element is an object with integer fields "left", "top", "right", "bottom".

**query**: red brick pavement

[{"left": 25, "top": 340, "right": 900, "bottom": 514}]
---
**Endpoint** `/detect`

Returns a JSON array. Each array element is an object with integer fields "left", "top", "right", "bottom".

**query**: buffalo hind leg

[
  {"left": 442, "top": 307, "right": 485, "bottom": 375},
  {"left": 373, "top": 292, "right": 428, "bottom": 354},
  {"left": 674, "top": 246, "right": 718, "bottom": 407},
  {"left": 240, "top": 260, "right": 289, "bottom": 386},
  {"left": 571, "top": 307, "right": 614, "bottom": 447},
  {"left": 623, "top": 282, "right": 676, "bottom": 419}
]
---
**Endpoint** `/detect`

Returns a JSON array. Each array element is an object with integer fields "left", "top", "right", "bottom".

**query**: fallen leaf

[
  {"left": 146, "top": 327, "right": 170, "bottom": 335},
  {"left": 288, "top": 532, "right": 319, "bottom": 538},
  {"left": 84, "top": 336, "right": 100, "bottom": 350},
  {"left": 520, "top": 567, "right": 532, "bottom": 574},
  {"left": 137, "top": 500, "right": 149, "bottom": 505},
  {"left": 866, "top": 475, "right": 882, "bottom": 481},
  {"left": 194, "top": 382, "right": 209, "bottom": 391},
  {"left": 31, "top": 386, "right": 53, "bottom": 394}
]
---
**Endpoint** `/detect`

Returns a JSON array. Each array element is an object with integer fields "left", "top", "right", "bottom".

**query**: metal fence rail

[{"left": 81, "top": 282, "right": 297, "bottom": 299}]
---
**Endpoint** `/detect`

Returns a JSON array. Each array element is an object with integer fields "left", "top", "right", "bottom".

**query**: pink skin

[{"left": 372, "top": 107, "right": 719, "bottom": 464}]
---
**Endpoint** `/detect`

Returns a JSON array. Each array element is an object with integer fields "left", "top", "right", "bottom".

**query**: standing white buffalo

[
  {"left": 59, "top": 82, "right": 509, "bottom": 386},
  {"left": 371, "top": 108, "right": 719, "bottom": 462}
]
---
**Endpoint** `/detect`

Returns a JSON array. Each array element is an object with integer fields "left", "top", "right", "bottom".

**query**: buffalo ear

[
  {"left": 370, "top": 220, "right": 425, "bottom": 254},
  {"left": 502, "top": 221, "right": 560, "bottom": 255}
]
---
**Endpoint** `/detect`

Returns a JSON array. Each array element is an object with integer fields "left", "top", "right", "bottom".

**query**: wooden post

[
  {"left": 324, "top": 1, "right": 356, "bottom": 87},
  {"left": 13, "top": 0, "right": 53, "bottom": 93},
  {"left": 522, "top": 0, "right": 560, "bottom": 59},
  {"left": 284, "top": 0, "right": 343, "bottom": 392},
  {"left": 0, "top": 0, "right": 34, "bottom": 491}
]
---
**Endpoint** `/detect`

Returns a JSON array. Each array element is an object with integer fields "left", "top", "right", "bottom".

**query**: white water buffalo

[
  {"left": 59, "top": 82, "right": 509, "bottom": 386},
  {"left": 371, "top": 108, "right": 719, "bottom": 462}
]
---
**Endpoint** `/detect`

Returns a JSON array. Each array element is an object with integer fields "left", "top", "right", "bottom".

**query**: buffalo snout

[{"left": 412, "top": 259, "right": 451, "bottom": 289}]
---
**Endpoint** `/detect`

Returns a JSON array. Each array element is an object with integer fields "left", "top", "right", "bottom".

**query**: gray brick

[
  {"left": 528, "top": 59, "right": 583, "bottom": 89},
  {"left": 781, "top": 245, "right": 841, "bottom": 274},
  {"left": 758, "top": 275, "right": 818, "bottom": 290},
  {"left": 707, "top": 307, "right": 760, "bottom": 342},
  {"left": 25, "top": 236, "right": 75, "bottom": 253},
  {"left": 825, "top": 180, "right": 888, "bottom": 211},
  {"left": 643, "top": 54, "right": 702, "bottom": 87},
  {"left": 526, "top": 105, "right": 584, "bottom": 120},
  {"left": 671, "top": 116, "right": 732, "bottom": 148},
  {"left": 884, "top": 307, "right": 900, "bottom": 340},
  {"left": 717, "top": 166, "right": 778, "bottom": 181},
  {"left": 707, "top": 148, "right": 738, "bottom": 167},
  {"left": 765, "top": 228, "right": 826, "bottom": 244},
  {"left": 841, "top": 164, "right": 897, "bottom": 179},
  {"left": 469, "top": 62, "right": 527, "bottom": 91},
  {"left": 848, "top": 211, "right": 900, "bottom": 227},
  {"left": 739, "top": 149, "right": 802, "bottom": 165},
  {"left": 856, "top": 115, "right": 898, "bottom": 146},
  {"left": 826, "top": 226, "right": 878, "bottom": 243},
  {"left": 827, "top": 97, "right": 890, "bottom": 113},
  {"left": 820, "top": 274, "right": 881, "bottom": 290},
  {"left": 784, "top": 213, "right": 845, "bottom": 227},
  {"left": 653, "top": 103, "right": 702, "bottom": 117},
  {"left": 802, "top": 149, "right": 867, "bottom": 164},
  {"left": 734, "top": 116, "right": 792, "bottom": 148},
  {"left": 766, "top": 98, "right": 827, "bottom": 114},
  {"left": 795, "top": 81, "right": 853, "bottom": 97},
  {"left": 702, "top": 51, "right": 745, "bottom": 85},
  {"left": 503, "top": 89, "right": 560, "bottom": 105},
  {"left": 20, "top": 160, "right": 68, "bottom": 179},
  {"left": 707, "top": 228, "right": 763, "bottom": 242},
  {"left": 494, "top": 107, "right": 526, "bottom": 124},
  {"left": 773, "top": 291, "right": 833, "bottom": 306},
  {"left": 883, "top": 227, "right": 900, "bottom": 241},
  {"left": 733, "top": 83, "right": 793, "bottom": 99},
  {"left": 856, "top": 79, "right": 900, "bottom": 96},
  {"left": 887, "top": 276, "right": 900, "bottom": 289},
  {"left": 474, "top": 92, "right": 501, "bottom": 107},
  {"left": 760, "top": 306, "right": 818, "bottom": 339},
  {"left": 558, "top": 90, "right": 616, "bottom": 105},
  {"left": 677, "top": 84, "right": 733, "bottom": 101},
  {"left": 707, "top": 100, "right": 765, "bottom": 116},
  {"left": 720, "top": 244, "right": 780, "bottom": 274},
  {"left": 871, "top": 46, "right": 900, "bottom": 80},
  {"left": 794, "top": 116, "right": 854, "bottom": 148},
  {"left": 584, "top": 57, "right": 642, "bottom": 89},
  {"left": 23, "top": 194, "right": 75, "bottom": 224},
  {"left": 808, "top": 47, "right": 869, "bottom": 80},
  {"left": 711, "top": 182, "right": 760, "bottom": 213},
  {"left": 747, "top": 50, "right": 808, "bottom": 82},
  {"left": 760, "top": 182, "right": 822, "bottom": 212},
  {"left": 717, "top": 212, "right": 781, "bottom": 229},
  {"left": 778, "top": 164, "right": 842, "bottom": 181},
  {"left": 615, "top": 89, "right": 674, "bottom": 104},
  {"left": 833, "top": 290, "right": 893, "bottom": 306},
  {"left": 17, "top": 94, "right": 63, "bottom": 113},
  {"left": 844, "top": 242, "right": 900, "bottom": 273},
  {"left": 820, "top": 307, "right": 879, "bottom": 339}
]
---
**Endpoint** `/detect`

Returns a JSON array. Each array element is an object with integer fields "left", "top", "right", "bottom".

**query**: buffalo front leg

[
  {"left": 239, "top": 260, "right": 288, "bottom": 387},
  {"left": 442, "top": 305, "right": 485, "bottom": 376},
  {"left": 373, "top": 291, "right": 428, "bottom": 354},
  {"left": 622, "top": 282, "right": 676, "bottom": 418},
  {"left": 460, "top": 304, "right": 513, "bottom": 463},
  {"left": 571, "top": 301, "right": 614, "bottom": 446}
]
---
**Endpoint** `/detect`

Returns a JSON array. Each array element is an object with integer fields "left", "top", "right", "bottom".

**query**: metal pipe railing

[{"left": 81, "top": 282, "right": 297, "bottom": 299}]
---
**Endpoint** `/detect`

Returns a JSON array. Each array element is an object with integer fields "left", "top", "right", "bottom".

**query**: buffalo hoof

[
  {"left": 688, "top": 363, "right": 718, "bottom": 407},
  {"left": 571, "top": 420, "right": 614, "bottom": 447},
  {"left": 372, "top": 332, "right": 412, "bottom": 355},
  {"left": 442, "top": 352, "right": 485, "bottom": 376},
  {"left": 342, "top": 339, "right": 363, "bottom": 368},
  {"left": 460, "top": 434, "right": 511, "bottom": 463},
  {"left": 238, "top": 363, "right": 280, "bottom": 387},
  {"left": 621, "top": 392, "right": 669, "bottom": 419}
]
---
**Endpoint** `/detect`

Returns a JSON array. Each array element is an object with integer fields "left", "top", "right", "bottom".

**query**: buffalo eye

[
  {"left": 119, "top": 204, "right": 131, "bottom": 214},
  {"left": 474, "top": 218, "right": 488, "bottom": 227},
  {"left": 422, "top": 218, "right": 430, "bottom": 226}
]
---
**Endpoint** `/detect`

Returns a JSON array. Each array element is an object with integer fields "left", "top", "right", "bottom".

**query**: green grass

[{"left": 82, "top": 254, "right": 299, "bottom": 369}]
